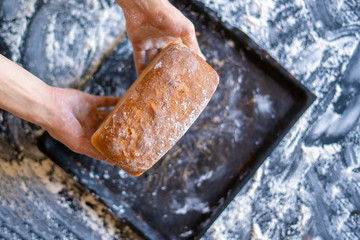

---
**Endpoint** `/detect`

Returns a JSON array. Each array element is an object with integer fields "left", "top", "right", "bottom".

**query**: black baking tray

[{"left": 38, "top": 0, "right": 316, "bottom": 239}]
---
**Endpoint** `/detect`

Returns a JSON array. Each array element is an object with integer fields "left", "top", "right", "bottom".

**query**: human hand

[
  {"left": 0, "top": 54, "right": 120, "bottom": 164},
  {"left": 116, "top": 0, "right": 203, "bottom": 75},
  {"left": 43, "top": 88, "right": 120, "bottom": 164}
]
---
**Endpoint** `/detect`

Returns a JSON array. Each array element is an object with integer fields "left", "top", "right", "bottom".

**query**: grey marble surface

[
  {"left": 0, "top": 0, "right": 134, "bottom": 239},
  {"left": 0, "top": 0, "right": 359, "bottom": 239},
  {"left": 198, "top": 0, "right": 360, "bottom": 239}
]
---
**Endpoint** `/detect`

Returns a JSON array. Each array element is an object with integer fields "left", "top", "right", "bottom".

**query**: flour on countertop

[
  {"left": 0, "top": 0, "right": 126, "bottom": 160},
  {"left": 0, "top": 0, "right": 37, "bottom": 62},
  {"left": 0, "top": 158, "right": 140, "bottom": 239},
  {"left": 1, "top": 0, "right": 360, "bottom": 239},
  {"left": 198, "top": 0, "right": 360, "bottom": 239},
  {"left": 0, "top": 0, "right": 135, "bottom": 238}
]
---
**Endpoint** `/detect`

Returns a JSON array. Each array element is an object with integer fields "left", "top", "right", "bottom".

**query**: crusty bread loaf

[{"left": 91, "top": 42, "right": 219, "bottom": 176}]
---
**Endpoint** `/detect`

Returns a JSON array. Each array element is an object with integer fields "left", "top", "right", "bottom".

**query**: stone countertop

[
  {"left": 198, "top": 0, "right": 360, "bottom": 239},
  {"left": 0, "top": 0, "right": 359, "bottom": 239}
]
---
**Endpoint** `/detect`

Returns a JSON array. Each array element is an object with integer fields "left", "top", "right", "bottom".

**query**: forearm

[{"left": 0, "top": 54, "right": 53, "bottom": 127}]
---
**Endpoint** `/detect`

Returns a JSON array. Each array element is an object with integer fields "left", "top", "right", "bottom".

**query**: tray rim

[
  {"left": 175, "top": 0, "right": 316, "bottom": 238},
  {"left": 38, "top": 0, "right": 316, "bottom": 239}
]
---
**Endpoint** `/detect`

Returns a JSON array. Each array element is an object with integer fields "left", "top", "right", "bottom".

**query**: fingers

[
  {"left": 181, "top": 22, "right": 205, "bottom": 60},
  {"left": 146, "top": 49, "right": 159, "bottom": 64},
  {"left": 76, "top": 137, "right": 115, "bottom": 166},
  {"left": 95, "top": 96, "right": 120, "bottom": 107},
  {"left": 133, "top": 49, "right": 146, "bottom": 76},
  {"left": 98, "top": 110, "right": 111, "bottom": 121},
  {"left": 86, "top": 147, "right": 115, "bottom": 166},
  {"left": 87, "top": 147, "right": 115, "bottom": 166}
]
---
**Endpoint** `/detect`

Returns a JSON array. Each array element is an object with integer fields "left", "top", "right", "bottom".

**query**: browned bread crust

[{"left": 91, "top": 42, "right": 219, "bottom": 176}]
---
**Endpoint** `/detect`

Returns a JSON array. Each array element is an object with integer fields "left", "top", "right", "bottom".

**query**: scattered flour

[
  {"left": 0, "top": 0, "right": 37, "bottom": 61},
  {"left": 154, "top": 61, "right": 162, "bottom": 69},
  {"left": 0, "top": 158, "right": 134, "bottom": 239},
  {"left": 254, "top": 92, "right": 273, "bottom": 116},
  {"left": 174, "top": 197, "right": 210, "bottom": 215}
]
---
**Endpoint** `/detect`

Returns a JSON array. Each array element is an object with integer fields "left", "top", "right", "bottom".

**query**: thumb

[
  {"left": 77, "top": 137, "right": 115, "bottom": 166},
  {"left": 133, "top": 49, "right": 146, "bottom": 76},
  {"left": 181, "top": 22, "right": 204, "bottom": 59}
]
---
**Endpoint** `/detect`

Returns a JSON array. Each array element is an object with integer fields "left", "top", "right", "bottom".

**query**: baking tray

[{"left": 38, "top": 0, "right": 316, "bottom": 239}]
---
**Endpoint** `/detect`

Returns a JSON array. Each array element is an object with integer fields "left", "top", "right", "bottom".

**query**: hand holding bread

[
  {"left": 0, "top": 0, "right": 212, "bottom": 170},
  {"left": 91, "top": 42, "right": 218, "bottom": 176},
  {"left": 115, "top": 0, "right": 203, "bottom": 75}
]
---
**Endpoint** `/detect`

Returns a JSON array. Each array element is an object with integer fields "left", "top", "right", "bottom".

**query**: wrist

[
  {"left": 116, "top": 0, "right": 170, "bottom": 17},
  {"left": 32, "top": 85, "right": 56, "bottom": 129}
]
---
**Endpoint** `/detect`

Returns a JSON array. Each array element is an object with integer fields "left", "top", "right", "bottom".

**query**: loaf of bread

[{"left": 91, "top": 42, "right": 219, "bottom": 176}]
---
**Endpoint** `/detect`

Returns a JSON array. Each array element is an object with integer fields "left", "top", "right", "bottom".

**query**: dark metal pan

[{"left": 38, "top": 0, "right": 316, "bottom": 239}]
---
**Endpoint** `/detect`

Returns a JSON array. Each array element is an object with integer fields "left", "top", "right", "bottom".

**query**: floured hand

[
  {"left": 116, "top": 0, "right": 203, "bottom": 75},
  {"left": 43, "top": 88, "right": 120, "bottom": 164},
  {"left": 0, "top": 54, "right": 120, "bottom": 164}
]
